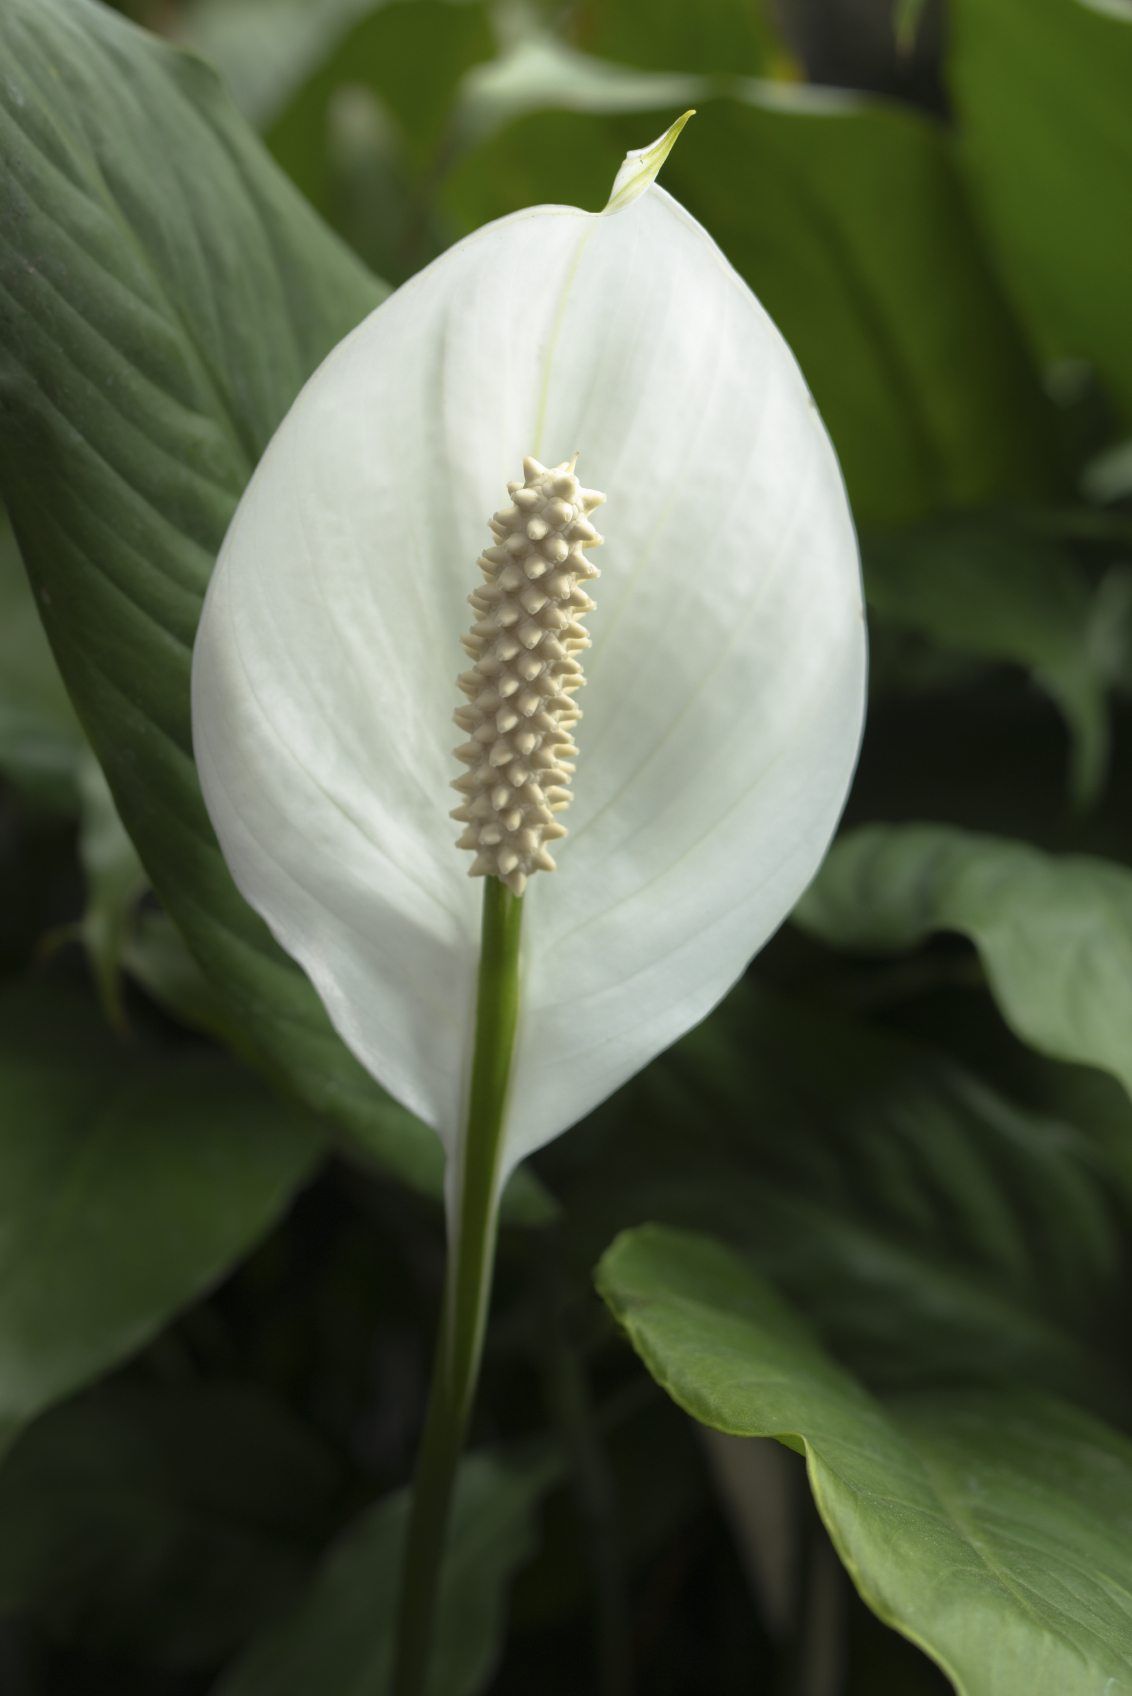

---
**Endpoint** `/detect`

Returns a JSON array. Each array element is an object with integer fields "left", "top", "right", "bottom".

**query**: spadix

[{"left": 452, "top": 455, "right": 603, "bottom": 896}]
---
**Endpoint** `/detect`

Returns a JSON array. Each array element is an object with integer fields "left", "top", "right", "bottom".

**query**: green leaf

[
  {"left": 599, "top": 1224, "right": 1132, "bottom": 1696},
  {"left": 442, "top": 89, "right": 1060, "bottom": 526},
  {"left": 660, "top": 93, "right": 1062, "bottom": 528},
  {"left": 265, "top": 0, "right": 494, "bottom": 282},
  {"left": 569, "top": 0, "right": 783, "bottom": 76},
  {"left": 217, "top": 1451, "right": 556, "bottom": 1696},
  {"left": 864, "top": 517, "right": 1111, "bottom": 802},
  {"left": 455, "top": 34, "right": 704, "bottom": 152},
  {"left": 0, "top": 978, "right": 324, "bottom": 1455},
  {"left": 175, "top": 0, "right": 380, "bottom": 129},
  {"left": 949, "top": 0, "right": 1132, "bottom": 423},
  {"left": 798, "top": 825, "right": 1132, "bottom": 1101},
  {"left": 0, "top": 1383, "right": 342, "bottom": 1670},
  {"left": 1, "top": 512, "right": 155, "bottom": 1006},
  {"left": 545, "top": 986, "right": 1125, "bottom": 1408},
  {"left": 269, "top": 0, "right": 493, "bottom": 181},
  {"left": 120, "top": 907, "right": 231, "bottom": 1038},
  {"left": 894, "top": 0, "right": 931, "bottom": 54},
  {"left": 0, "top": 0, "right": 454, "bottom": 1200},
  {"left": 0, "top": 510, "right": 83, "bottom": 811},
  {"left": 75, "top": 754, "right": 148, "bottom": 1029},
  {"left": 0, "top": 510, "right": 188, "bottom": 1021}
]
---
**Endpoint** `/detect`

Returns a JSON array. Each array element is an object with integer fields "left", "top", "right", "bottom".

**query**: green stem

[{"left": 392, "top": 877, "right": 523, "bottom": 1696}]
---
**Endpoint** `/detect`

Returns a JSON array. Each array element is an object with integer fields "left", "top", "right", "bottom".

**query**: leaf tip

[{"left": 603, "top": 108, "right": 696, "bottom": 215}]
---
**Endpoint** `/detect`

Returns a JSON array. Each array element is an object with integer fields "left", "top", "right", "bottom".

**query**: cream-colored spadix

[
  {"left": 452, "top": 456, "right": 604, "bottom": 896},
  {"left": 191, "top": 118, "right": 867, "bottom": 1188}
]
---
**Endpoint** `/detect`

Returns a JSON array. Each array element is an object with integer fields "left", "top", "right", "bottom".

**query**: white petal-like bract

[{"left": 192, "top": 161, "right": 866, "bottom": 1179}]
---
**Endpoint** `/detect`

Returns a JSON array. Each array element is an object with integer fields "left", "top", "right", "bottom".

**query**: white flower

[{"left": 191, "top": 118, "right": 866, "bottom": 1196}]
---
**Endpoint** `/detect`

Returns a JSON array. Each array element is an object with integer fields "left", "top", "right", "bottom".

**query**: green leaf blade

[
  {"left": 217, "top": 1452, "right": 556, "bottom": 1696},
  {"left": 547, "top": 984, "right": 1126, "bottom": 1410},
  {"left": 0, "top": 0, "right": 456, "bottom": 1195},
  {"left": 0, "top": 980, "right": 324, "bottom": 1454},
  {"left": 949, "top": 0, "right": 1132, "bottom": 423},
  {"left": 599, "top": 1224, "right": 1132, "bottom": 1696},
  {"left": 864, "top": 518, "right": 1111, "bottom": 803},
  {"left": 798, "top": 826, "right": 1132, "bottom": 1101},
  {"left": 0, "top": 1383, "right": 343, "bottom": 1670}
]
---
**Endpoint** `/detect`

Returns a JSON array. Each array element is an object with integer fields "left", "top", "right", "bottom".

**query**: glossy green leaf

[
  {"left": 864, "top": 518, "right": 1111, "bottom": 801},
  {"left": 570, "top": 0, "right": 782, "bottom": 75},
  {"left": 266, "top": 1, "right": 494, "bottom": 283},
  {"left": 949, "top": 0, "right": 1132, "bottom": 422},
  {"left": 659, "top": 93, "right": 1062, "bottom": 528},
  {"left": 545, "top": 986, "right": 1125, "bottom": 1408},
  {"left": 798, "top": 825, "right": 1132, "bottom": 1100},
  {"left": 0, "top": 514, "right": 156, "bottom": 1002},
  {"left": 456, "top": 34, "right": 703, "bottom": 151},
  {"left": 217, "top": 1451, "right": 556, "bottom": 1696},
  {"left": 0, "top": 517, "right": 192, "bottom": 1021},
  {"left": 0, "top": 512, "right": 83, "bottom": 812},
  {"left": 894, "top": 0, "right": 931, "bottom": 54},
  {"left": 442, "top": 89, "right": 1060, "bottom": 526},
  {"left": 120, "top": 908, "right": 230, "bottom": 1038},
  {"left": 599, "top": 1225, "right": 1132, "bottom": 1696},
  {"left": 0, "top": 1383, "right": 341, "bottom": 1669},
  {"left": 175, "top": 0, "right": 379, "bottom": 128},
  {"left": 270, "top": 0, "right": 493, "bottom": 178},
  {"left": 0, "top": 0, "right": 455, "bottom": 1200},
  {"left": 75, "top": 755, "right": 148, "bottom": 1029},
  {"left": 0, "top": 979, "right": 324, "bottom": 1456}
]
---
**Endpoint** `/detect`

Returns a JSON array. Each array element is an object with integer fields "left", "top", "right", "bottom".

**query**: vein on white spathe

[{"left": 191, "top": 124, "right": 867, "bottom": 1189}]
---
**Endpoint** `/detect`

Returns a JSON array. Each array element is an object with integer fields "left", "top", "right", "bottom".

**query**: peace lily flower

[
  {"left": 193, "top": 115, "right": 864, "bottom": 1188},
  {"left": 191, "top": 114, "right": 864, "bottom": 1689}
]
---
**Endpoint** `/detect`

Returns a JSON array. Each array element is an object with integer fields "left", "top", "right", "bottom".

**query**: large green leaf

[
  {"left": 175, "top": 0, "right": 379, "bottom": 129},
  {"left": 0, "top": 1382, "right": 342, "bottom": 1670},
  {"left": 74, "top": 754, "right": 149, "bottom": 1028},
  {"left": 442, "top": 88, "right": 1060, "bottom": 527},
  {"left": 269, "top": 0, "right": 493, "bottom": 184},
  {"left": 949, "top": 0, "right": 1132, "bottom": 423},
  {"left": 660, "top": 94, "right": 1062, "bottom": 529},
  {"left": 0, "top": 0, "right": 469, "bottom": 1204},
  {"left": 121, "top": 907, "right": 231, "bottom": 1038},
  {"left": 217, "top": 1451, "right": 555, "bottom": 1696},
  {"left": 0, "top": 979, "right": 324, "bottom": 1455},
  {"left": 0, "top": 511, "right": 83, "bottom": 811},
  {"left": 0, "top": 512, "right": 162, "bottom": 1008},
  {"left": 797, "top": 825, "right": 1132, "bottom": 1101},
  {"left": 599, "top": 1225, "right": 1132, "bottom": 1696},
  {"left": 266, "top": 0, "right": 494, "bottom": 283},
  {"left": 570, "top": 0, "right": 782, "bottom": 75},
  {"left": 864, "top": 517, "right": 1112, "bottom": 803},
  {"left": 544, "top": 986, "right": 1126, "bottom": 1409},
  {"left": 455, "top": 33, "right": 704, "bottom": 149}
]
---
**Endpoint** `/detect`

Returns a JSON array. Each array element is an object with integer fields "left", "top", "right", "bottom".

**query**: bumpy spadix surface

[
  {"left": 192, "top": 137, "right": 867, "bottom": 1179},
  {"left": 453, "top": 456, "right": 603, "bottom": 896}
]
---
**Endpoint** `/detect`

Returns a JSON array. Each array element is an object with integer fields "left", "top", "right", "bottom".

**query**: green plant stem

[{"left": 392, "top": 877, "right": 523, "bottom": 1696}]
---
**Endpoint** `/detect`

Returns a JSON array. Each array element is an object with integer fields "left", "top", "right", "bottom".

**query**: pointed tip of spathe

[{"left": 603, "top": 108, "right": 696, "bottom": 217}]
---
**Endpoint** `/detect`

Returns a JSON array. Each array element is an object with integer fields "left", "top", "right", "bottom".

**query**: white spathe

[{"left": 192, "top": 123, "right": 867, "bottom": 1183}]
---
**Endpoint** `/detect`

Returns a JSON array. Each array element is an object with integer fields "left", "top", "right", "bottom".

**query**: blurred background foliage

[{"left": 1, "top": 0, "right": 1131, "bottom": 1691}]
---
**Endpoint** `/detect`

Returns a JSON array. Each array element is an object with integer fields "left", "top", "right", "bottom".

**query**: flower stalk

[
  {"left": 393, "top": 875, "right": 523, "bottom": 1696},
  {"left": 396, "top": 458, "right": 601, "bottom": 1687}
]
